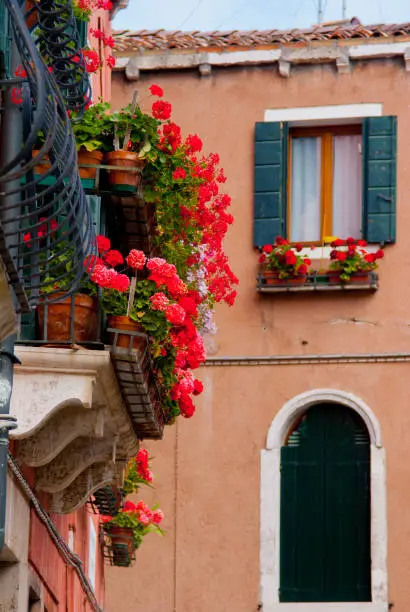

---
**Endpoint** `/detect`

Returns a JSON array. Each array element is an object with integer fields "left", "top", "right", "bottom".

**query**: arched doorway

[{"left": 279, "top": 403, "right": 371, "bottom": 602}]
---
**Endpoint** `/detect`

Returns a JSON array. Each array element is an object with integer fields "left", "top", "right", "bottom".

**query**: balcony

[{"left": 9, "top": 296, "right": 165, "bottom": 513}]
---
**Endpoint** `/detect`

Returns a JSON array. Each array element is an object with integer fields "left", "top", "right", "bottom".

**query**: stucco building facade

[{"left": 107, "top": 20, "right": 410, "bottom": 612}]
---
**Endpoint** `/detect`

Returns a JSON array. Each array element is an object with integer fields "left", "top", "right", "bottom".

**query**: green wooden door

[{"left": 280, "top": 404, "right": 371, "bottom": 603}]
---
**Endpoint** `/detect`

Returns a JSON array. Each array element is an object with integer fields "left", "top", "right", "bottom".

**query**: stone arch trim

[
  {"left": 260, "top": 388, "right": 387, "bottom": 610},
  {"left": 266, "top": 388, "right": 382, "bottom": 450}
]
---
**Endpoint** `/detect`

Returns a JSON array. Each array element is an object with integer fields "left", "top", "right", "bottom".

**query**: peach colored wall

[
  {"left": 90, "top": 9, "right": 113, "bottom": 102},
  {"left": 107, "top": 58, "right": 410, "bottom": 611}
]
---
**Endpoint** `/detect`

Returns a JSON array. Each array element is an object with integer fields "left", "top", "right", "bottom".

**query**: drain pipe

[
  {"left": 0, "top": 34, "right": 22, "bottom": 551},
  {"left": 0, "top": 337, "right": 18, "bottom": 551}
]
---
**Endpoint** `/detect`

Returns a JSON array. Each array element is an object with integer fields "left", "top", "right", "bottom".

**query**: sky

[{"left": 113, "top": 0, "right": 408, "bottom": 33}]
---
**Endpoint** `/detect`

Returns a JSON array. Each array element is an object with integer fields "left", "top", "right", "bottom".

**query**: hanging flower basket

[{"left": 103, "top": 525, "right": 137, "bottom": 568}]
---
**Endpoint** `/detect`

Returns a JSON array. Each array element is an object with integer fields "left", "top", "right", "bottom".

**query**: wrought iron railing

[
  {"left": 0, "top": 0, "right": 96, "bottom": 312},
  {"left": 32, "top": 0, "right": 91, "bottom": 113}
]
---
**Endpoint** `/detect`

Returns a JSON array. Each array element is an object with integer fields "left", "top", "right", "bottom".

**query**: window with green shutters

[
  {"left": 280, "top": 403, "right": 371, "bottom": 603},
  {"left": 254, "top": 116, "right": 397, "bottom": 247}
]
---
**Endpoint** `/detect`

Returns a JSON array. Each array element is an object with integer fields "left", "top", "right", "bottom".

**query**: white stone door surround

[{"left": 260, "top": 389, "right": 388, "bottom": 612}]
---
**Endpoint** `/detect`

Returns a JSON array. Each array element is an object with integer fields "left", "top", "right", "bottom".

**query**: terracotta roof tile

[{"left": 113, "top": 21, "right": 410, "bottom": 53}]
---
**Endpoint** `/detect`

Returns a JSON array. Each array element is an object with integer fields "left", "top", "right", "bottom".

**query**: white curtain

[
  {"left": 290, "top": 138, "right": 321, "bottom": 242},
  {"left": 332, "top": 135, "right": 362, "bottom": 238}
]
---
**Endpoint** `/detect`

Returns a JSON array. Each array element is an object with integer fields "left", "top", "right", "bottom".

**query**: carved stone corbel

[
  {"left": 35, "top": 437, "right": 117, "bottom": 493},
  {"left": 16, "top": 406, "right": 104, "bottom": 467},
  {"left": 50, "top": 462, "right": 116, "bottom": 514}
]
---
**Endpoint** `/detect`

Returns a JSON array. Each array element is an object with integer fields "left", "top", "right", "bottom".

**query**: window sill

[
  {"left": 257, "top": 271, "right": 378, "bottom": 293},
  {"left": 263, "top": 604, "right": 388, "bottom": 612},
  {"left": 297, "top": 245, "right": 381, "bottom": 259}
]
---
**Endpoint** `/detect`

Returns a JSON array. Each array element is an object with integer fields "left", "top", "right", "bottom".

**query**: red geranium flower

[
  {"left": 96, "top": 235, "right": 110, "bottom": 253},
  {"left": 103, "top": 250, "right": 124, "bottom": 267},
  {"left": 173, "top": 168, "right": 186, "bottom": 180},
  {"left": 149, "top": 84, "right": 164, "bottom": 97},
  {"left": 126, "top": 249, "right": 146, "bottom": 270},
  {"left": 336, "top": 252, "right": 347, "bottom": 261},
  {"left": 262, "top": 244, "right": 273, "bottom": 254},
  {"left": 152, "top": 100, "right": 172, "bottom": 121}
]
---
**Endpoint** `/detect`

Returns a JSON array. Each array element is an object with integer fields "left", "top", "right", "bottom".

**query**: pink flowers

[
  {"left": 165, "top": 304, "right": 186, "bottom": 326},
  {"left": 149, "top": 84, "right": 164, "bottom": 97},
  {"left": 150, "top": 292, "right": 169, "bottom": 311},
  {"left": 126, "top": 249, "right": 146, "bottom": 270}
]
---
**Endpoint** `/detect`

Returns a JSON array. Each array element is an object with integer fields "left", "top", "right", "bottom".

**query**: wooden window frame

[{"left": 287, "top": 124, "right": 362, "bottom": 245}]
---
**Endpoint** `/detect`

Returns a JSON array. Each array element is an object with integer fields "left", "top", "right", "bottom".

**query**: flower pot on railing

[
  {"left": 25, "top": 0, "right": 37, "bottom": 29},
  {"left": 77, "top": 149, "right": 103, "bottom": 182},
  {"left": 32, "top": 150, "right": 50, "bottom": 176},
  {"left": 107, "top": 315, "right": 146, "bottom": 351},
  {"left": 105, "top": 151, "right": 144, "bottom": 193},
  {"left": 104, "top": 525, "right": 136, "bottom": 568},
  {"left": 38, "top": 293, "right": 98, "bottom": 343}
]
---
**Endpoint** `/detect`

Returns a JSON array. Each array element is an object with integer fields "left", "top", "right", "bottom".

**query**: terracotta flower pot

[
  {"left": 32, "top": 150, "right": 50, "bottom": 176},
  {"left": 105, "top": 151, "right": 144, "bottom": 192},
  {"left": 25, "top": 0, "right": 37, "bottom": 29},
  {"left": 38, "top": 294, "right": 98, "bottom": 343},
  {"left": 107, "top": 315, "right": 146, "bottom": 351},
  {"left": 328, "top": 271, "right": 369, "bottom": 284},
  {"left": 262, "top": 268, "right": 306, "bottom": 286},
  {"left": 77, "top": 149, "right": 103, "bottom": 180}
]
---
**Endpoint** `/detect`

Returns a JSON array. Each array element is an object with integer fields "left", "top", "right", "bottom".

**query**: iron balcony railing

[{"left": 0, "top": 0, "right": 96, "bottom": 312}]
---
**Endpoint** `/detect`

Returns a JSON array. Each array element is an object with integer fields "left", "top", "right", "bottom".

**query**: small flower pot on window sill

[
  {"left": 263, "top": 269, "right": 306, "bottom": 286},
  {"left": 328, "top": 271, "right": 370, "bottom": 284},
  {"left": 105, "top": 151, "right": 144, "bottom": 193}
]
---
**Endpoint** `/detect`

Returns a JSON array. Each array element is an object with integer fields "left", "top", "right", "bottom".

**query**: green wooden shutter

[
  {"left": 362, "top": 116, "right": 397, "bottom": 243},
  {"left": 254, "top": 122, "right": 288, "bottom": 247},
  {"left": 280, "top": 404, "right": 371, "bottom": 603}
]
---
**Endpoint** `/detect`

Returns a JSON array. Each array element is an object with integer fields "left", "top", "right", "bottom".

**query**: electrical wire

[
  {"left": 177, "top": 0, "right": 206, "bottom": 29},
  {"left": 214, "top": 0, "right": 253, "bottom": 30}
]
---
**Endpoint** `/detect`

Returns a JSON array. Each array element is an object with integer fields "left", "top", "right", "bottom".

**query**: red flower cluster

[
  {"left": 24, "top": 218, "right": 58, "bottom": 245},
  {"left": 149, "top": 84, "right": 164, "bottom": 97},
  {"left": 135, "top": 448, "right": 153, "bottom": 483},
  {"left": 152, "top": 100, "right": 172, "bottom": 121},
  {"left": 185, "top": 134, "right": 203, "bottom": 154},
  {"left": 172, "top": 168, "right": 186, "bottom": 180},
  {"left": 83, "top": 49, "right": 101, "bottom": 73}
]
